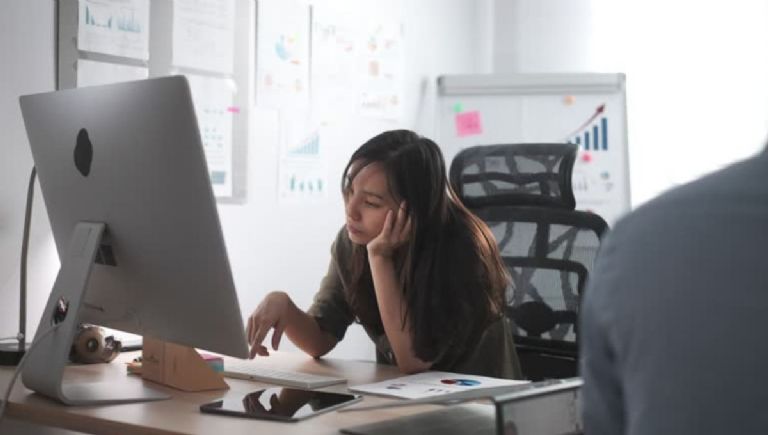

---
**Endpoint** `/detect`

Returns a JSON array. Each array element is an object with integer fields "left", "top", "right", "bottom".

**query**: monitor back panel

[{"left": 20, "top": 76, "right": 248, "bottom": 358}]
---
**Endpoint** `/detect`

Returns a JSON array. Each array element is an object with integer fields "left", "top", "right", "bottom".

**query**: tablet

[{"left": 199, "top": 388, "right": 363, "bottom": 422}]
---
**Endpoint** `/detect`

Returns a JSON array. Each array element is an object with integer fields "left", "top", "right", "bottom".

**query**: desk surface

[{"left": 0, "top": 351, "right": 443, "bottom": 435}]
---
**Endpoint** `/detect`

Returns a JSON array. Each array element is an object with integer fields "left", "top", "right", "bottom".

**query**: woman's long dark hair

[{"left": 340, "top": 130, "right": 509, "bottom": 362}]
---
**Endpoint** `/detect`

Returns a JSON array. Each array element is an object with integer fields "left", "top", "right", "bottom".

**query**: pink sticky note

[{"left": 455, "top": 111, "right": 482, "bottom": 137}]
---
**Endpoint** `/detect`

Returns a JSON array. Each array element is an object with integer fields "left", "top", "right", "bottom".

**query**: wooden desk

[{"left": 0, "top": 351, "right": 440, "bottom": 435}]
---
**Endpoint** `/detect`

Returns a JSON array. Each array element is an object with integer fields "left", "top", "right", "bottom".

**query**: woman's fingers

[
  {"left": 248, "top": 323, "right": 273, "bottom": 358},
  {"left": 400, "top": 216, "right": 413, "bottom": 244},
  {"left": 247, "top": 315, "right": 263, "bottom": 346},
  {"left": 390, "top": 202, "right": 410, "bottom": 243},
  {"left": 252, "top": 324, "right": 269, "bottom": 349},
  {"left": 246, "top": 315, "right": 255, "bottom": 343},
  {"left": 271, "top": 324, "right": 285, "bottom": 351},
  {"left": 392, "top": 204, "right": 405, "bottom": 236},
  {"left": 249, "top": 343, "right": 269, "bottom": 359},
  {"left": 379, "top": 209, "right": 393, "bottom": 239}
]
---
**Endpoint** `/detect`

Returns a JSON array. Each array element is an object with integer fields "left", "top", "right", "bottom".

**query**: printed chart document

[
  {"left": 185, "top": 74, "right": 236, "bottom": 197},
  {"left": 77, "top": 0, "right": 150, "bottom": 60},
  {"left": 172, "top": 0, "right": 236, "bottom": 74},
  {"left": 256, "top": 0, "right": 310, "bottom": 109},
  {"left": 349, "top": 371, "right": 528, "bottom": 400}
]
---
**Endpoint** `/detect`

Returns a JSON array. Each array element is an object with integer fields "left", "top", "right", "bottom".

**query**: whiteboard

[{"left": 437, "top": 73, "right": 630, "bottom": 225}]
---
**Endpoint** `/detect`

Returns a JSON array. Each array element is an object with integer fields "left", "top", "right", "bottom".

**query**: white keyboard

[{"left": 222, "top": 359, "right": 347, "bottom": 389}]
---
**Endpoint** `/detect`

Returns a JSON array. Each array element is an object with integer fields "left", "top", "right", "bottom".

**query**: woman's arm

[
  {"left": 246, "top": 291, "right": 338, "bottom": 359},
  {"left": 368, "top": 255, "right": 432, "bottom": 373},
  {"left": 367, "top": 206, "right": 432, "bottom": 374}
]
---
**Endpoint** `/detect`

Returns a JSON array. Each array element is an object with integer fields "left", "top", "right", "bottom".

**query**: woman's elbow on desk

[
  {"left": 301, "top": 332, "right": 338, "bottom": 359},
  {"left": 308, "top": 347, "right": 332, "bottom": 359},
  {"left": 395, "top": 358, "right": 432, "bottom": 374}
]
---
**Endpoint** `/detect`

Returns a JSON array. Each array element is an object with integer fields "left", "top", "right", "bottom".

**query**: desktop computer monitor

[{"left": 18, "top": 76, "right": 249, "bottom": 405}]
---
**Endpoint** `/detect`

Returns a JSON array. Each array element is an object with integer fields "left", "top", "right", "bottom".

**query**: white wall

[
  {"left": 492, "top": 0, "right": 768, "bottom": 207},
  {"left": 493, "top": 0, "right": 595, "bottom": 73},
  {"left": 592, "top": 0, "right": 768, "bottom": 205},
  {"left": 0, "top": 0, "right": 59, "bottom": 345},
  {"left": 0, "top": 2, "right": 72, "bottom": 434}
]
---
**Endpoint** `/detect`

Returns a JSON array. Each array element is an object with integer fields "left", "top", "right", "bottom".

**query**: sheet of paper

[
  {"left": 256, "top": 0, "right": 310, "bottom": 109},
  {"left": 77, "top": 0, "right": 150, "bottom": 60},
  {"left": 278, "top": 130, "right": 329, "bottom": 204},
  {"left": 185, "top": 74, "right": 236, "bottom": 197},
  {"left": 310, "top": 3, "right": 361, "bottom": 122},
  {"left": 349, "top": 371, "right": 528, "bottom": 400},
  {"left": 172, "top": 0, "right": 236, "bottom": 74},
  {"left": 77, "top": 59, "right": 148, "bottom": 87},
  {"left": 356, "top": 15, "right": 403, "bottom": 120},
  {"left": 310, "top": 2, "right": 403, "bottom": 121}
]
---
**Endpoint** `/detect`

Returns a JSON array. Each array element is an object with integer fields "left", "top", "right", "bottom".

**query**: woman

[{"left": 247, "top": 130, "right": 521, "bottom": 378}]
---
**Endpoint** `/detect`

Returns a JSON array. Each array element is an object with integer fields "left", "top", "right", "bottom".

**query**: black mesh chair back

[
  {"left": 449, "top": 143, "right": 578, "bottom": 210},
  {"left": 473, "top": 206, "right": 607, "bottom": 380},
  {"left": 450, "top": 143, "right": 609, "bottom": 380}
]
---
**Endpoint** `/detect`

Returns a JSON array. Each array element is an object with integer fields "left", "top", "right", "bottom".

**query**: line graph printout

[{"left": 77, "top": 0, "right": 149, "bottom": 60}]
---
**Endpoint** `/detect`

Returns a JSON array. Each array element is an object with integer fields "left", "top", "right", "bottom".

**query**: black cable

[{"left": 18, "top": 167, "right": 36, "bottom": 352}]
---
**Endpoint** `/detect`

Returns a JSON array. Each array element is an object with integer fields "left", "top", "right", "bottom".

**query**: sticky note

[{"left": 455, "top": 111, "right": 482, "bottom": 137}]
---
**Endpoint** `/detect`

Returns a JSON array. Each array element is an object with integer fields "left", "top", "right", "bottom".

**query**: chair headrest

[{"left": 449, "top": 143, "right": 578, "bottom": 210}]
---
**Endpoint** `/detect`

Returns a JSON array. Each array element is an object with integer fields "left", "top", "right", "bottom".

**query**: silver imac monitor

[{"left": 18, "top": 76, "right": 249, "bottom": 405}]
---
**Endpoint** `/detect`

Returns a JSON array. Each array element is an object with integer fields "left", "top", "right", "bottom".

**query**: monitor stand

[{"left": 20, "top": 222, "right": 170, "bottom": 405}]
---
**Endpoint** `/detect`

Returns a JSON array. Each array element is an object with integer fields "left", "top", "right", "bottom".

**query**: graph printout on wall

[
  {"left": 437, "top": 73, "right": 630, "bottom": 225},
  {"left": 58, "top": 0, "right": 249, "bottom": 203}
]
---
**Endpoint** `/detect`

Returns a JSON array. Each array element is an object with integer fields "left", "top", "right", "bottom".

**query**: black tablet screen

[{"left": 200, "top": 388, "right": 361, "bottom": 421}]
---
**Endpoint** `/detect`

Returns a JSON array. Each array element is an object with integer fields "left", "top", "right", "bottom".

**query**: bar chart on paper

[
  {"left": 84, "top": 5, "right": 112, "bottom": 28},
  {"left": 564, "top": 103, "right": 620, "bottom": 209},
  {"left": 279, "top": 131, "right": 329, "bottom": 203},
  {"left": 287, "top": 175, "right": 324, "bottom": 194},
  {"left": 77, "top": 0, "right": 150, "bottom": 60},
  {"left": 116, "top": 9, "right": 143, "bottom": 33},
  {"left": 568, "top": 104, "right": 608, "bottom": 152}
]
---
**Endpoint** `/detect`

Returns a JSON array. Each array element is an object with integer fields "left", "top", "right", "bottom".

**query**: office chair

[{"left": 450, "top": 143, "right": 608, "bottom": 381}]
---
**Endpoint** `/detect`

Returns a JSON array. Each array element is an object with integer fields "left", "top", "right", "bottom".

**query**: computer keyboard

[{"left": 222, "top": 359, "right": 347, "bottom": 389}]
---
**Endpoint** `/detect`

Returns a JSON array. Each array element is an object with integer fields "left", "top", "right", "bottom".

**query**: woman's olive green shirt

[{"left": 307, "top": 228, "right": 523, "bottom": 379}]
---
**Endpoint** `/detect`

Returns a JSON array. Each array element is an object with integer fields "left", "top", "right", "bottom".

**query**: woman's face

[{"left": 344, "top": 162, "right": 399, "bottom": 245}]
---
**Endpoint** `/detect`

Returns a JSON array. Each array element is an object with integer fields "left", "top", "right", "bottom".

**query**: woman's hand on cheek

[{"left": 367, "top": 202, "right": 411, "bottom": 259}]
